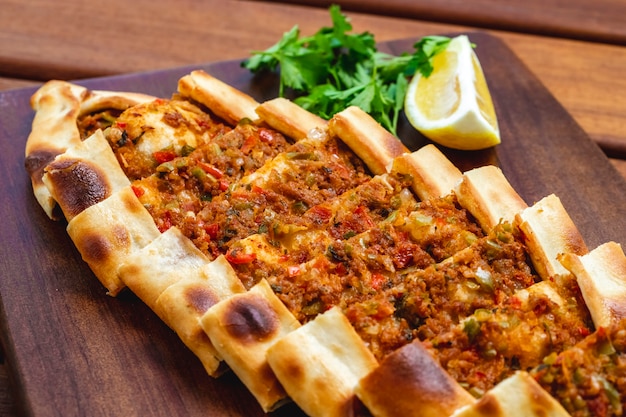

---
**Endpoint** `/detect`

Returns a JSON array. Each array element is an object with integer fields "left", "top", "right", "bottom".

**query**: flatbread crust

[
  {"left": 391, "top": 144, "right": 463, "bottom": 201},
  {"left": 42, "top": 130, "right": 131, "bottom": 222},
  {"left": 154, "top": 254, "right": 246, "bottom": 376},
  {"left": 25, "top": 81, "right": 154, "bottom": 218},
  {"left": 78, "top": 88, "right": 155, "bottom": 116},
  {"left": 328, "top": 106, "right": 409, "bottom": 175},
  {"left": 515, "top": 193, "right": 588, "bottom": 280},
  {"left": 177, "top": 70, "right": 260, "bottom": 125},
  {"left": 119, "top": 227, "right": 247, "bottom": 375},
  {"left": 255, "top": 97, "right": 328, "bottom": 141},
  {"left": 450, "top": 371, "right": 571, "bottom": 417},
  {"left": 119, "top": 227, "right": 216, "bottom": 310},
  {"left": 455, "top": 165, "right": 528, "bottom": 232},
  {"left": 25, "top": 72, "right": 626, "bottom": 417},
  {"left": 355, "top": 339, "right": 475, "bottom": 417},
  {"left": 200, "top": 279, "right": 301, "bottom": 412},
  {"left": 25, "top": 81, "right": 87, "bottom": 218},
  {"left": 66, "top": 186, "right": 161, "bottom": 295},
  {"left": 559, "top": 241, "right": 626, "bottom": 329},
  {"left": 266, "top": 306, "right": 379, "bottom": 417}
]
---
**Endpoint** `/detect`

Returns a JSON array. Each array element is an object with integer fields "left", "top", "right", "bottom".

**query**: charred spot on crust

[
  {"left": 46, "top": 159, "right": 110, "bottom": 217},
  {"left": 112, "top": 224, "right": 130, "bottom": 247},
  {"left": 25, "top": 150, "right": 60, "bottom": 184},
  {"left": 473, "top": 393, "right": 502, "bottom": 415},
  {"left": 120, "top": 186, "right": 145, "bottom": 214},
  {"left": 78, "top": 232, "right": 114, "bottom": 264},
  {"left": 282, "top": 359, "right": 305, "bottom": 386},
  {"left": 78, "top": 225, "right": 128, "bottom": 264},
  {"left": 223, "top": 296, "right": 278, "bottom": 343},
  {"left": 362, "top": 340, "right": 460, "bottom": 398},
  {"left": 185, "top": 285, "right": 219, "bottom": 314}
]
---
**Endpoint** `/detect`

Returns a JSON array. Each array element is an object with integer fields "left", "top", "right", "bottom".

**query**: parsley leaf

[{"left": 242, "top": 5, "right": 451, "bottom": 136}]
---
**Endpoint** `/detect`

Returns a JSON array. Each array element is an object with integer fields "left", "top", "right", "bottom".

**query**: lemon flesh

[{"left": 404, "top": 35, "right": 500, "bottom": 151}]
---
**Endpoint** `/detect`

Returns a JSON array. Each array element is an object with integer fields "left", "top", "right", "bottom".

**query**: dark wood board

[{"left": 0, "top": 32, "right": 624, "bottom": 417}]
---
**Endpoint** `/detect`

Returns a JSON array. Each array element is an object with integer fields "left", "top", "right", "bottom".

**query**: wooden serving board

[{"left": 0, "top": 32, "right": 624, "bottom": 417}]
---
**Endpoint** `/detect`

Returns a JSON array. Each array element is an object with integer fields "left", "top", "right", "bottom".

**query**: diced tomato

[
  {"left": 116, "top": 122, "right": 127, "bottom": 129},
  {"left": 278, "top": 254, "right": 290, "bottom": 263},
  {"left": 131, "top": 185, "right": 145, "bottom": 198},
  {"left": 288, "top": 265, "right": 301, "bottom": 277},
  {"left": 354, "top": 206, "right": 375, "bottom": 229},
  {"left": 219, "top": 180, "right": 229, "bottom": 191},
  {"left": 258, "top": 128, "right": 275, "bottom": 144},
  {"left": 587, "top": 396, "right": 609, "bottom": 417},
  {"left": 509, "top": 296, "right": 523, "bottom": 309},
  {"left": 204, "top": 223, "right": 219, "bottom": 240},
  {"left": 370, "top": 273, "right": 386, "bottom": 291},
  {"left": 225, "top": 248, "right": 257, "bottom": 264},
  {"left": 158, "top": 211, "right": 173, "bottom": 233},
  {"left": 578, "top": 326, "right": 592, "bottom": 337},
  {"left": 329, "top": 161, "right": 351, "bottom": 179},
  {"left": 333, "top": 262, "right": 347, "bottom": 276},
  {"left": 308, "top": 205, "right": 332, "bottom": 224},
  {"left": 230, "top": 185, "right": 262, "bottom": 200},
  {"left": 251, "top": 185, "right": 265, "bottom": 195},
  {"left": 240, "top": 135, "right": 257, "bottom": 154},
  {"left": 393, "top": 246, "right": 414, "bottom": 269},
  {"left": 153, "top": 150, "right": 177, "bottom": 164},
  {"left": 474, "top": 371, "right": 487, "bottom": 380},
  {"left": 195, "top": 118, "right": 214, "bottom": 129},
  {"left": 198, "top": 161, "right": 223, "bottom": 179}
]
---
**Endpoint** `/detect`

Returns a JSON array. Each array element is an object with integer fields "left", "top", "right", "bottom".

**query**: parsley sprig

[{"left": 242, "top": 5, "right": 451, "bottom": 136}]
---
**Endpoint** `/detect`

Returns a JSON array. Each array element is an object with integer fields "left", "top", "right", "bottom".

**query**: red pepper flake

[
  {"left": 308, "top": 205, "right": 332, "bottom": 225},
  {"left": 153, "top": 150, "right": 177, "bottom": 164},
  {"left": 240, "top": 135, "right": 257, "bottom": 154},
  {"left": 158, "top": 211, "right": 173, "bottom": 233},
  {"left": 225, "top": 248, "right": 257, "bottom": 264},
  {"left": 370, "top": 273, "right": 385, "bottom": 291},
  {"left": 258, "top": 128, "right": 275, "bottom": 143},
  {"left": 204, "top": 223, "right": 219, "bottom": 240},
  {"left": 392, "top": 241, "right": 414, "bottom": 269},
  {"left": 219, "top": 180, "right": 229, "bottom": 192},
  {"left": 116, "top": 121, "right": 127, "bottom": 129},
  {"left": 251, "top": 185, "right": 265, "bottom": 195},
  {"left": 509, "top": 296, "right": 523, "bottom": 310},
  {"left": 334, "top": 262, "right": 347, "bottom": 276},
  {"left": 195, "top": 118, "right": 214, "bottom": 130},
  {"left": 131, "top": 185, "right": 145, "bottom": 198},
  {"left": 198, "top": 161, "right": 224, "bottom": 179},
  {"left": 354, "top": 205, "right": 375, "bottom": 229}
]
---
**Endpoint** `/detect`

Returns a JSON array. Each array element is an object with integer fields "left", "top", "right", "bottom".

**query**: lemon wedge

[{"left": 404, "top": 35, "right": 500, "bottom": 150}]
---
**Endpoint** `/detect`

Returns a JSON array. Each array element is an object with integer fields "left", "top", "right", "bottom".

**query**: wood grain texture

[
  {"left": 0, "top": 33, "right": 625, "bottom": 417},
  {"left": 1, "top": 0, "right": 624, "bottom": 166},
  {"left": 0, "top": 363, "right": 16, "bottom": 417},
  {"left": 0, "top": 78, "right": 40, "bottom": 92},
  {"left": 257, "top": 0, "right": 626, "bottom": 45}
]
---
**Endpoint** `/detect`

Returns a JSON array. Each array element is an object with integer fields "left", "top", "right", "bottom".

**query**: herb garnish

[{"left": 242, "top": 5, "right": 451, "bottom": 135}]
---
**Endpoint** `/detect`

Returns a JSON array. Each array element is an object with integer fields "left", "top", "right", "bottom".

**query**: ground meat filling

[
  {"left": 131, "top": 123, "right": 291, "bottom": 235},
  {"left": 78, "top": 99, "right": 602, "bottom": 412},
  {"left": 78, "top": 109, "right": 125, "bottom": 139},
  {"left": 531, "top": 319, "right": 626, "bottom": 417},
  {"left": 195, "top": 135, "right": 371, "bottom": 258},
  {"left": 109, "top": 99, "right": 232, "bottom": 180}
]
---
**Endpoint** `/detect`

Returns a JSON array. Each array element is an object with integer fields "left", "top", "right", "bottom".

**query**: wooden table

[
  {"left": 1, "top": 0, "right": 625, "bottom": 415},
  {"left": 258, "top": 0, "right": 626, "bottom": 45}
]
